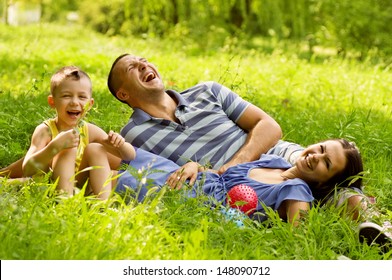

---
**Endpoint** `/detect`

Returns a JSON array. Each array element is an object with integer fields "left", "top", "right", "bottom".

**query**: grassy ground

[{"left": 0, "top": 23, "right": 391, "bottom": 260}]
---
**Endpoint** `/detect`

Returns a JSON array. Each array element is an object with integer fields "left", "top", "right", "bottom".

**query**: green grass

[{"left": 0, "top": 23, "right": 391, "bottom": 260}]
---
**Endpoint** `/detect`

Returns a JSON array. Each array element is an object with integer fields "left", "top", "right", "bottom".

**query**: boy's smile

[
  {"left": 67, "top": 110, "right": 82, "bottom": 119},
  {"left": 48, "top": 77, "right": 93, "bottom": 130}
]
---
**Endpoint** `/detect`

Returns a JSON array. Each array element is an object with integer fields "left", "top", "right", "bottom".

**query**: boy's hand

[
  {"left": 53, "top": 129, "right": 80, "bottom": 150},
  {"left": 106, "top": 130, "right": 125, "bottom": 148}
]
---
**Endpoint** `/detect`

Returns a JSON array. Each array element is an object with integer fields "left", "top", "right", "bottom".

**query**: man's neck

[{"left": 139, "top": 91, "right": 180, "bottom": 123}]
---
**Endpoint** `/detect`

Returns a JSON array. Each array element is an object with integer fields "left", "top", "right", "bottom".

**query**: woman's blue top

[{"left": 117, "top": 148, "right": 314, "bottom": 221}]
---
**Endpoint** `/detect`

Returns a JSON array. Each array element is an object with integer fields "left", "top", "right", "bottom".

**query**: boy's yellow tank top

[{"left": 44, "top": 118, "right": 89, "bottom": 172}]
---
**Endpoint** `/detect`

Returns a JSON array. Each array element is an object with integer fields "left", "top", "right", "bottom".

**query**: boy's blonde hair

[{"left": 50, "top": 66, "right": 92, "bottom": 96}]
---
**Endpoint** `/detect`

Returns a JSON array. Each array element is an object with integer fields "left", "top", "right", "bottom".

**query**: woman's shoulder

[
  {"left": 257, "top": 154, "right": 292, "bottom": 168},
  {"left": 227, "top": 154, "right": 292, "bottom": 173}
]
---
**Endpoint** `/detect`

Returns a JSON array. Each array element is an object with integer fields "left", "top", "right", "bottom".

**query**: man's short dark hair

[{"left": 107, "top": 53, "right": 130, "bottom": 103}]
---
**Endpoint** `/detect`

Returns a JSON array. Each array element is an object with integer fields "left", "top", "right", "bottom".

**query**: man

[{"left": 107, "top": 54, "right": 282, "bottom": 175}]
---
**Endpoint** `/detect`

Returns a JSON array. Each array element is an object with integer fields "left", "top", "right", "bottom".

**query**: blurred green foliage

[
  {"left": 3, "top": 0, "right": 392, "bottom": 60},
  {"left": 14, "top": 0, "right": 388, "bottom": 60}
]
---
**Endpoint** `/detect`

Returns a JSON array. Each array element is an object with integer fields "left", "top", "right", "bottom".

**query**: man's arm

[
  {"left": 266, "top": 140, "right": 304, "bottom": 165},
  {"left": 218, "top": 103, "right": 282, "bottom": 174}
]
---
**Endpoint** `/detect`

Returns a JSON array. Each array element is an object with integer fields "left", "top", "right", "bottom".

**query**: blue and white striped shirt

[
  {"left": 266, "top": 140, "right": 304, "bottom": 165},
  {"left": 120, "top": 81, "right": 250, "bottom": 169}
]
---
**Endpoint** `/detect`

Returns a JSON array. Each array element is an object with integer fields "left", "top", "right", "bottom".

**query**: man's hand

[{"left": 166, "top": 162, "right": 199, "bottom": 189}]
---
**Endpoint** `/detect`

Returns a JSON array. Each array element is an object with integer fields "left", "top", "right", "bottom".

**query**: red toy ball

[{"left": 227, "top": 184, "right": 258, "bottom": 215}]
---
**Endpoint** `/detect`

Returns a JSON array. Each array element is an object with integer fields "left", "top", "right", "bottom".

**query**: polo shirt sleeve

[{"left": 207, "top": 81, "right": 250, "bottom": 122}]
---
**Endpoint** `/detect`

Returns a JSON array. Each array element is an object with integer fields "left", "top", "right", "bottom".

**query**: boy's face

[{"left": 48, "top": 76, "right": 94, "bottom": 130}]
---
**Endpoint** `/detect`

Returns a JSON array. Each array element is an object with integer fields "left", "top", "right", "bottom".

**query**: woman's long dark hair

[{"left": 311, "top": 139, "right": 364, "bottom": 203}]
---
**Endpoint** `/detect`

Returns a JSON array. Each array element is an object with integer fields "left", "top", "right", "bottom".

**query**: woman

[{"left": 116, "top": 138, "right": 363, "bottom": 225}]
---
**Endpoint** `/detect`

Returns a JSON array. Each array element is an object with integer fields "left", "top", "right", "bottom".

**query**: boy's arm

[
  {"left": 22, "top": 124, "right": 78, "bottom": 176},
  {"left": 88, "top": 124, "right": 135, "bottom": 161}
]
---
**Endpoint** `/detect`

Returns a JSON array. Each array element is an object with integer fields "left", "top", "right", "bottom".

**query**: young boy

[{"left": 21, "top": 66, "right": 135, "bottom": 199}]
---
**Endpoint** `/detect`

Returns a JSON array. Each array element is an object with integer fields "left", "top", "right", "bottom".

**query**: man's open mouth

[{"left": 143, "top": 71, "right": 156, "bottom": 82}]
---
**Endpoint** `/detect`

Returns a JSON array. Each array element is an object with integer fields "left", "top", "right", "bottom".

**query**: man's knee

[
  {"left": 346, "top": 195, "right": 368, "bottom": 220},
  {"left": 326, "top": 189, "right": 368, "bottom": 221}
]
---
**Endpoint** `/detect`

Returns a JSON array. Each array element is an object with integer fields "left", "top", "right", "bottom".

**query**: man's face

[{"left": 114, "top": 55, "right": 164, "bottom": 103}]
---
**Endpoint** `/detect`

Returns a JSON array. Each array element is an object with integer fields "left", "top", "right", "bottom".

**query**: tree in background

[
  {"left": 9, "top": 0, "right": 392, "bottom": 59},
  {"left": 319, "top": 0, "right": 392, "bottom": 59}
]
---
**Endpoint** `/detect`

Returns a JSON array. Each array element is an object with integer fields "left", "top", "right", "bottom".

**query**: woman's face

[{"left": 295, "top": 140, "right": 347, "bottom": 186}]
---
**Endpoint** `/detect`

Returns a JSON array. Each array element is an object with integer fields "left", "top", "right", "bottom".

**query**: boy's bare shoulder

[
  {"left": 33, "top": 122, "right": 52, "bottom": 137},
  {"left": 29, "top": 122, "right": 52, "bottom": 147}
]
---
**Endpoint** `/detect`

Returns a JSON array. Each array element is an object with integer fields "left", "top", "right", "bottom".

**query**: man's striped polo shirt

[{"left": 120, "top": 81, "right": 251, "bottom": 169}]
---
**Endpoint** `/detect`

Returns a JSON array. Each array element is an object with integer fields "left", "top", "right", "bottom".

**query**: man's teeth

[{"left": 144, "top": 72, "right": 155, "bottom": 82}]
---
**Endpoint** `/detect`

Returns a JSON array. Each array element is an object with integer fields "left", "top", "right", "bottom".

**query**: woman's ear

[{"left": 47, "top": 95, "right": 55, "bottom": 108}]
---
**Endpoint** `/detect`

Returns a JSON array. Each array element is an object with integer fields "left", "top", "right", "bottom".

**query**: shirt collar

[
  {"left": 130, "top": 90, "right": 189, "bottom": 125},
  {"left": 166, "top": 89, "right": 189, "bottom": 108}
]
